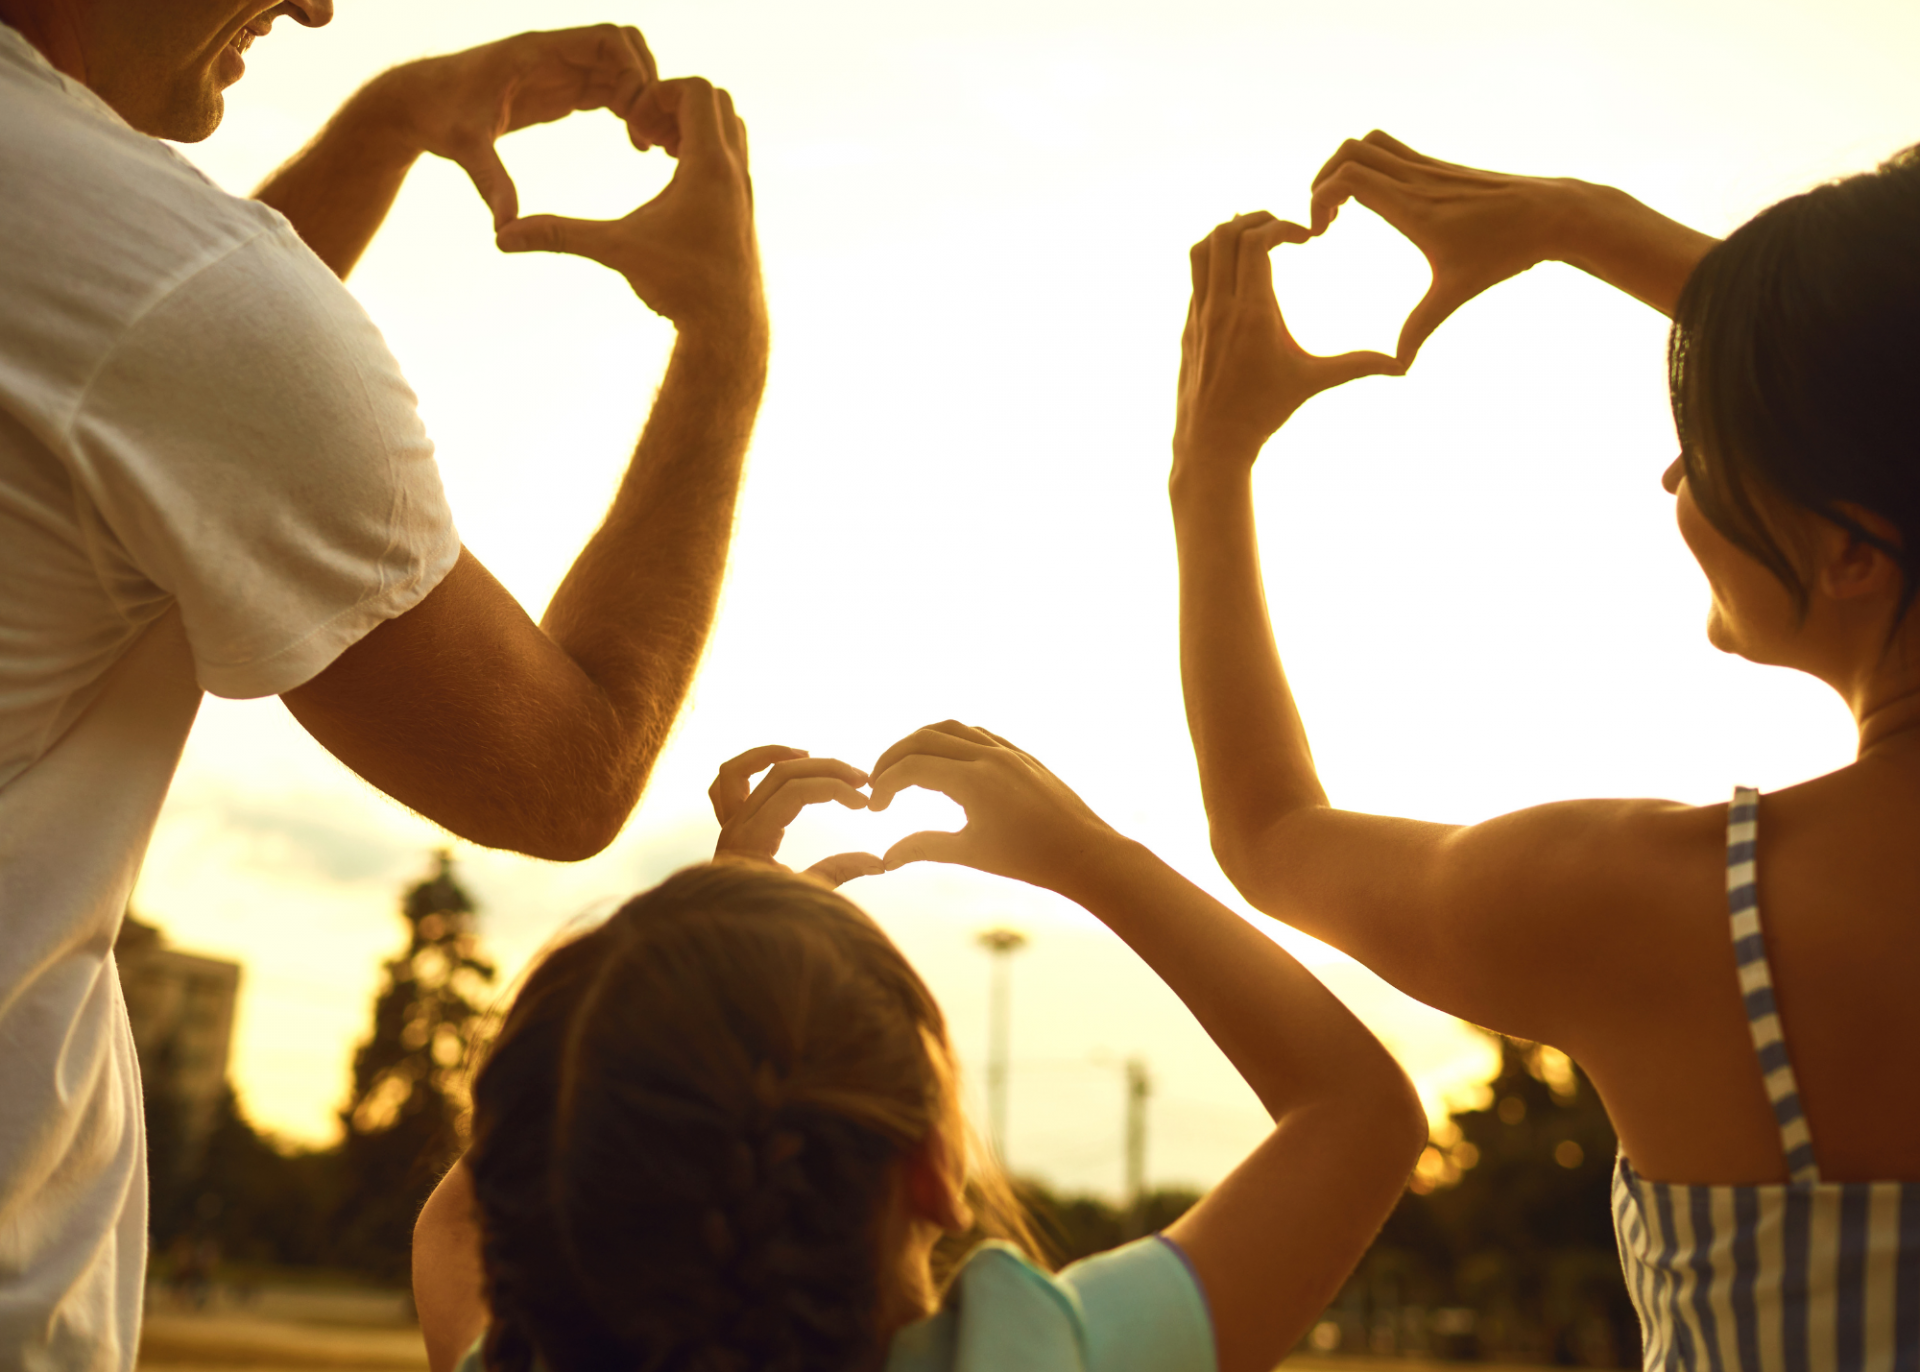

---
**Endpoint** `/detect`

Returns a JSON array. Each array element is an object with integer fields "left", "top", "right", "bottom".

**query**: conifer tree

[{"left": 329, "top": 851, "right": 496, "bottom": 1278}]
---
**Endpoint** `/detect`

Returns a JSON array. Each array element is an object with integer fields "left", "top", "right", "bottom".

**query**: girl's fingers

[
  {"left": 1236, "top": 217, "right": 1311, "bottom": 299},
  {"left": 882, "top": 828, "right": 971, "bottom": 872},
  {"left": 709, "top": 745, "right": 808, "bottom": 822},
  {"left": 805, "top": 851, "right": 885, "bottom": 888},
  {"left": 870, "top": 722, "right": 996, "bottom": 789},
  {"left": 732, "top": 759, "right": 870, "bottom": 828},
  {"left": 1309, "top": 160, "right": 1419, "bottom": 238},
  {"left": 868, "top": 753, "right": 976, "bottom": 813}
]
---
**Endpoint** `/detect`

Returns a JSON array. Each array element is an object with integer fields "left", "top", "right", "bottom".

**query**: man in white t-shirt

[{"left": 0, "top": 0, "right": 770, "bottom": 1365}]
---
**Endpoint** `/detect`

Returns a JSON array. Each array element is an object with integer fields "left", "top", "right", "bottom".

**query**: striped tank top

[{"left": 1610, "top": 787, "right": 1920, "bottom": 1371}]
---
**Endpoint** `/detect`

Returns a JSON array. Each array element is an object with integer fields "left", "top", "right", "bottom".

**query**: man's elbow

[
  {"left": 455, "top": 773, "right": 641, "bottom": 863},
  {"left": 1206, "top": 804, "right": 1321, "bottom": 911}
]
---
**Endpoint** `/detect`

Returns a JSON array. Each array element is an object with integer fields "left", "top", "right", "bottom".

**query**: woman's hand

[
  {"left": 1173, "top": 212, "right": 1402, "bottom": 476},
  {"left": 1309, "top": 130, "right": 1710, "bottom": 354},
  {"left": 710, "top": 746, "right": 882, "bottom": 889},
  {"left": 866, "top": 722, "right": 1124, "bottom": 899}
]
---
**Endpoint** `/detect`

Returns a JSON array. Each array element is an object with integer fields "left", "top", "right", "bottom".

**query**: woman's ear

[
  {"left": 1817, "top": 503, "right": 1905, "bottom": 603},
  {"left": 903, "top": 1126, "right": 974, "bottom": 1235}
]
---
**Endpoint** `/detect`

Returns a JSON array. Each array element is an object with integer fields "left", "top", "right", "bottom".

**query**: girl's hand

[
  {"left": 1173, "top": 212, "right": 1401, "bottom": 475},
  {"left": 866, "top": 722, "right": 1124, "bottom": 898},
  {"left": 710, "top": 746, "right": 882, "bottom": 889},
  {"left": 1309, "top": 130, "right": 1579, "bottom": 364}
]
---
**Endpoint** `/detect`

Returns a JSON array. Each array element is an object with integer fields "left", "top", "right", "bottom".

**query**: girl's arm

[
  {"left": 1170, "top": 212, "right": 1708, "bottom": 1050},
  {"left": 414, "top": 1161, "right": 488, "bottom": 1372},
  {"left": 868, "top": 723, "right": 1428, "bottom": 1372}
]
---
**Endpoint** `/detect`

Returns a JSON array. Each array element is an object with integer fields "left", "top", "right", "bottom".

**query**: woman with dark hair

[
  {"left": 412, "top": 727, "right": 1426, "bottom": 1372},
  {"left": 1173, "top": 139, "right": 1920, "bottom": 1369}
]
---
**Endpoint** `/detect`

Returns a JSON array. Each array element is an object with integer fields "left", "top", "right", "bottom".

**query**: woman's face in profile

[{"left": 1670, "top": 461, "right": 1801, "bottom": 666}]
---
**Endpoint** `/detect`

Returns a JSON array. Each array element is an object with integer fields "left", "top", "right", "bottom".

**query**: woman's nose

[{"left": 1661, "top": 454, "right": 1685, "bottom": 495}]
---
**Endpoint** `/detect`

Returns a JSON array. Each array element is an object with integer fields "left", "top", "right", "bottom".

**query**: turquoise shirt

[
  {"left": 888, "top": 1237, "right": 1215, "bottom": 1372},
  {"left": 453, "top": 1235, "right": 1215, "bottom": 1372}
]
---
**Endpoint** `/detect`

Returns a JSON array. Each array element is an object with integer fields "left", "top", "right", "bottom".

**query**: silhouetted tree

[
  {"left": 328, "top": 851, "right": 496, "bottom": 1279},
  {"left": 1330, "top": 1034, "right": 1639, "bottom": 1366}
]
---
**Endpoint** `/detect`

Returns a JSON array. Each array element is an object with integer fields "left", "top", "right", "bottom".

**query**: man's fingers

[
  {"left": 495, "top": 212, "right": 618, "bottom": 261},
  {"left": 709, "top": 745, "right": 808, "bottom": 823},
  {"left": 805, "top": 851, "right": 885, "bottom": 889},
  {"left": 649, "top": 76, "right": 728, "bottom": 167},
  {"left": 881, "top": 829, "right": 970, "bottom": 872},
  {"left": 455, "top": 142, "right": 519, "bottom": 230}
]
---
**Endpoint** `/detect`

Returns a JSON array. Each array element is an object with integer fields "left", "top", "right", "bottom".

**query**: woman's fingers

[
  {"left": 1234, "top": 217, "right": 1312, "bottom": 300},
  {"left": 1309, "top": 159, "right": 1423, "bottom": 240},
  {"left": 709, "top": 745, "right": 808, "bottom": 823},
  {"left": 805, "top": 851, "right": 885, "bottom": 888}
]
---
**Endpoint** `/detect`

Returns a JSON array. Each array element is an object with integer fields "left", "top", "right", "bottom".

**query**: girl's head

[
  {"left": 466, "top": 863, "right": 1030, "bottom": 1372},
  {"left": 1668, "top": 144, "right": 1920, "bottom": 657}
]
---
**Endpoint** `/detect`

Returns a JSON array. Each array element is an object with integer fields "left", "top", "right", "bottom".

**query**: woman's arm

[
  {"left": 1309, "top": 131, "right": 1718, "bottom": 362},
  {"left": 868, "top": 722, "right": 1427, "bottom": 1372},
  {"left": 414, "top": 1161, "right": 488, "bottom": 1372},
  {"left": 1171, "top": 212, "right": 1708, "bottom": 1047}
]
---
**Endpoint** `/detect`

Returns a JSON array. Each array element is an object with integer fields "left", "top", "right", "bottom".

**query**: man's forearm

[
  {"left": 1172, "top": 464, "right": 1328, "bottom": 883},
  {"left": 254, "top": 70, "right": 421, "bottom": 279},
  {"left": 539, "top": 320, "right": 769, "bottom": 816}
]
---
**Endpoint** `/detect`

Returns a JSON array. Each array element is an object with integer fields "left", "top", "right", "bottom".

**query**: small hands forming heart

[{"left": 710, "top": 724, "right": 1124, "bottom": 900}]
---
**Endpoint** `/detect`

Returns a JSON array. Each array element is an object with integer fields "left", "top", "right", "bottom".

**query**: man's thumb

[{"left": 496, "top": 214, "right": 617, "bottom": 264}]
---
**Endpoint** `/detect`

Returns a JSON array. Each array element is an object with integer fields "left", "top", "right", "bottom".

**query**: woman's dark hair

[
  {"left": 1670, "top": 143, "right": 1920, "bottom": 625},
  {"left": 465, "top": 864, "right": 1039, "bottom": 1372}
]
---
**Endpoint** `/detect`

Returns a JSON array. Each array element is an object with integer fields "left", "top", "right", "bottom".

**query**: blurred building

[{"left": 114, "top": 914, "right": 240, "bottom": 1161}]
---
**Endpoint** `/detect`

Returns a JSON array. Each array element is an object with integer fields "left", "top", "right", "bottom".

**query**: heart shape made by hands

[
  {"left": 1268, "top": 204, "right": 1433, "bottom": 364},
  {"left": 775, "top": 785, "right": 968, "bottom": 879}
]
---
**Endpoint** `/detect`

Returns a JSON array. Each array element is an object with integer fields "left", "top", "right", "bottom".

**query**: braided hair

[{"left": 467, "top": 864, "right": 1033, "bottom": 1372}]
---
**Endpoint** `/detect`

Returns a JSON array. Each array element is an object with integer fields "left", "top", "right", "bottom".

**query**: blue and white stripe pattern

[{"left": 1611, "top": 787, "right": 1920, "bottom": 1371}]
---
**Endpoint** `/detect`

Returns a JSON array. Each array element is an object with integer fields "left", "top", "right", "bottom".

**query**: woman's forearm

[
  {"left": 1549, "top": 179, "right": 1718, "bottom": 317},
  {"left": 1170, "top": 462, "right": 1328, "bottom": 887}
]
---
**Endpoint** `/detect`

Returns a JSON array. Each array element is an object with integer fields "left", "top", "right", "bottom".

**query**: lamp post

[
  {"left": 1123, "top": 1056, "right": 1151, "bottom": 1235},
  {"left": 976, "top": 927, "right": 1028, "bottom": 1165}
]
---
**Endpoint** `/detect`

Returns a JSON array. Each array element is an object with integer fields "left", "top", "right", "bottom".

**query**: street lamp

[{"left": 975, "top": 927, "right": 1028, "bottom": 1165}]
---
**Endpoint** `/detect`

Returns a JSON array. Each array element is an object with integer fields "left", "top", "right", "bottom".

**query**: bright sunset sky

[{"left": 133, "top": 0, "right": 1918, "bottom": 1196}]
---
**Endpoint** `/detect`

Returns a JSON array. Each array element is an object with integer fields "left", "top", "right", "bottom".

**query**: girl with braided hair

[{"left": 413, "top": 722, "right": 1427, "bottom": 1372}]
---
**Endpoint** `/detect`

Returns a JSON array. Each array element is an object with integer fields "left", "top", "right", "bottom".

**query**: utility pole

[
  {"left": 1123, "top": 1056, "right": 1151, "bottom": 1235},
  {"left": 976, "top": 927, "right": 1028, "bottom": 1165}
]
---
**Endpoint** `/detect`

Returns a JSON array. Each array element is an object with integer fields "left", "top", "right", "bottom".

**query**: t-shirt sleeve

[
  {"left": 63, "top": 223, "right": 460, "bottom": 699},
  {"left": 1059, "top": 1235, "right": 1216, "bottom": 1372}
]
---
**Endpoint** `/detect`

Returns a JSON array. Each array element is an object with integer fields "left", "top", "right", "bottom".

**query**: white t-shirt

[{"left": 0, "top": 24, "right": 460, "bottom": 1371}]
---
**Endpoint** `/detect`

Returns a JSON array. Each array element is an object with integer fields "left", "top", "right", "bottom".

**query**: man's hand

[
  {"left": 1174, "top": 212, "right": 1401, "bottom": 473},
  {"left": 709, "top": 745, "right": 883, "bottom": 889},
  {"left": 496, "top": 78, "right": 759, "bottom": 332},
  {"left": 379, "top": 25, "right": 667, "bottom": 230},
  {"left": 866, "top": 722, "right": 1123, "bottom": 899}
]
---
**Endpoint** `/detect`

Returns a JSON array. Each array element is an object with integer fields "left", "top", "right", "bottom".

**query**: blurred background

[{"left": 121, "top": 0, "right": 1917, "bottom": 1364}]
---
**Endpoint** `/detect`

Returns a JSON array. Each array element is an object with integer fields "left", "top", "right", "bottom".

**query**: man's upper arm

[
  {"left": 1239, "top": 797, "right": 1700, "bottom": 1043},
  {"left": 67, "top": 225, "right": 459, "bottom": 699}
]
